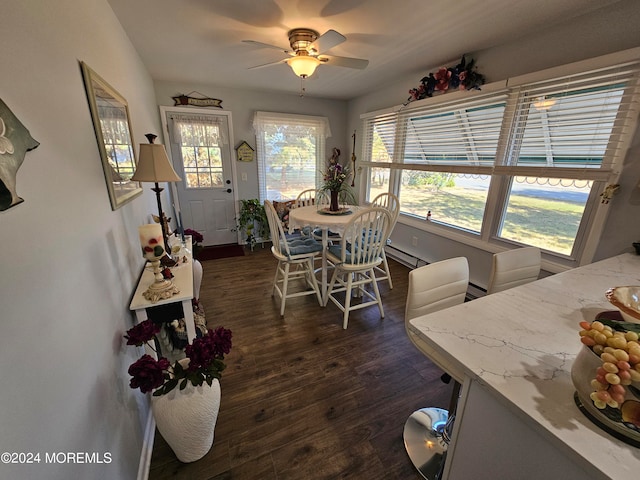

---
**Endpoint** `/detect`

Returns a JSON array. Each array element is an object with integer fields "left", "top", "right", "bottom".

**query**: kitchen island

[{"left": 408, "top": 253, "right": 640, "bottom": 480}]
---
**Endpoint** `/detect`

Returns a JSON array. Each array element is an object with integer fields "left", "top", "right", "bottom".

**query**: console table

[
  {"left": 129, "top": 237, "right": 196, "bottom": 343},
  {"left": 408, "top": 253, "right": 640, "bottom": 479}
]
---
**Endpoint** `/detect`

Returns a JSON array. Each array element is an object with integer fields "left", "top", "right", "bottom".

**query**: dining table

[{"left": 288, "top": 204, "right": 366, "bottom": 302}]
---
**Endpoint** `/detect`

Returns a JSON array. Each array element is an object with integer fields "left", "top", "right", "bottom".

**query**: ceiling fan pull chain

[{"left": 299, "top": 76, "right": 306, "bottom": 97}]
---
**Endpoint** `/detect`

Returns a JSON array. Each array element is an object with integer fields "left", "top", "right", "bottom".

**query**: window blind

[
  {"left": 362, "top": 110, "right": 397, "bottom": 164},
  {"left": 362, "top": 61, "right": 640, "bottom": 181},
  {"left": 497, "top": 61, "right": 640, "bottom": 178},
  {"left": 399, "top": 93, "right": 508, "bottom": 168},
  {"left": 253, "top": 111, "right": 331, "bottom": 201}
]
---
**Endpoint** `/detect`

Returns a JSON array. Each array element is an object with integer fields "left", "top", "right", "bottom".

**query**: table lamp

[{"left": 131, "top": 133, "right": 181, "bottom": 263}]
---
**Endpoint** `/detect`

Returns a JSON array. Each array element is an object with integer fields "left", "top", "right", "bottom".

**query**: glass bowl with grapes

[{"left": 572, "top": 307, "right": 640, "bottom": 445}]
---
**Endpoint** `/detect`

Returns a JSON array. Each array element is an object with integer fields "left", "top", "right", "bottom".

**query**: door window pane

[{"left": 177, "top": 123, "right": 223, "bottom": 188}]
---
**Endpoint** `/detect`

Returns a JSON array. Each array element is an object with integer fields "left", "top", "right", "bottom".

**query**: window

[
  {"left": 361, "top": 55, "right": 640, "bottom": 263},
  {"left": 253, "top": 112, "right": 331, "bottom": 201},
  {"left": 171, "top": 115, "right": 227, "bottom": 188},
  {"left": 398, "top": 94, "right": 505, "bottom": 233}
]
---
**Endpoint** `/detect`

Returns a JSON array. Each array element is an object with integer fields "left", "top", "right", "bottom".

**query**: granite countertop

[{"left": 409, "top": 253, "right": 640, "bottom": 479}]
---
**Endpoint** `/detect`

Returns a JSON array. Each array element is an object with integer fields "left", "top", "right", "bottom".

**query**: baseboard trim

[
  {"left": 385, "top": 245, "right": 486, "bottom": 301},
  {"left": 137, "top": 411, "right": 156, "bottom": 480}
]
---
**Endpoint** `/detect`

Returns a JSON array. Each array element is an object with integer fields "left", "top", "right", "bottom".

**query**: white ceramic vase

[{"left": 151, "top": 364, "right": 221, "bottom": 463}]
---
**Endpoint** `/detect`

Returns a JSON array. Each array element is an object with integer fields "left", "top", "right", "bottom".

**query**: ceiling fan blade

[
  {"left": 247, "top": 58, "right": 289, "bottom": 70},
  {"left": 318, "top": 55, "right": 369, "bottom": 70},
  {"left": 309, "top": 29, "right": 345, "bottom": 54},
  {"left": 242, "top": 40, "right": 292, "bottom": 55}
]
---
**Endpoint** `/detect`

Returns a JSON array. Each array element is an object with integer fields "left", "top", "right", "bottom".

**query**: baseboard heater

[{"left": 385, "top": 244, "right": 486, "bottom": 300}]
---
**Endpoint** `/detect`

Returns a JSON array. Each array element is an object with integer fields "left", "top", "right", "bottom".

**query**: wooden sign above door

[{"left": 172, "top": 92, "right": 222, "bottom": 108}]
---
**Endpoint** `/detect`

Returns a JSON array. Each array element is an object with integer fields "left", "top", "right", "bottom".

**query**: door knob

[{"left": 227, "top": 188, "right": 232, "bottom": 193}]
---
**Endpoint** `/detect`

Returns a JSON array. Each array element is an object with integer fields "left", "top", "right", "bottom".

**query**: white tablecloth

[{"left": 288, "top": 205, "right": 366, "bottom": 301}]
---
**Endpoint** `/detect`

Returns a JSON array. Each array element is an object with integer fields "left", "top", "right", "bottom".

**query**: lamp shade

[
  {"left": 132, "top": 143, "right": 181, "bottom": 182},
  {"left": 287, "top": 55, "right": 320, "bottom": 78}
]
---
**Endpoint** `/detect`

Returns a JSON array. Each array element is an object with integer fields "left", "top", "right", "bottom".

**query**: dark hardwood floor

[{"left": 149, "top": 245, "right": 454, "bottom": 479}]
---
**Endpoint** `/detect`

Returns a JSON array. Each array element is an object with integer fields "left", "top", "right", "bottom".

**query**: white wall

[
  {"left": 347, "top": 1, "right": 640, "bottom": 288},
  {"left": 0, "top": 1, "right": 163, "bottom": 478},
  {"left": 153, "top": 81, "right": 348, "bottom": 202}
]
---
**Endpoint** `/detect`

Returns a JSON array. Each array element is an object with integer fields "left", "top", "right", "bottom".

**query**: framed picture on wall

[{"left": 81, "top": 61, "right": 142, "bottom": 210}]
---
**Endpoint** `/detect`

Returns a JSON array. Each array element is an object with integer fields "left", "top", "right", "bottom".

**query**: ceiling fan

[{"left": 243, "top": 28, "right": 369, "bottom": 78}]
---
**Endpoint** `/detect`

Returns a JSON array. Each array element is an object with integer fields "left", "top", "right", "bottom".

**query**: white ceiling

[{"left": 107, "top": 0, "right": 622, "bottom": 100}]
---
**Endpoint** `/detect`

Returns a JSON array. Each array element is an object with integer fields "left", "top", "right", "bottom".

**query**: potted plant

[
  {"left": 236, "top": 199, "right": 269, "bottom": 249},
  {"left": 125, "top": 320, "right": 232, "bottom": 462}
]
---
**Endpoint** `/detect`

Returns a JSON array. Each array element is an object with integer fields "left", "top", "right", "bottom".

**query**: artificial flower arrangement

[
  {"left": 183, "top": 228, "right": 203, "bottom": 259},
  {"left": 406, "top": 55, "right": 486, "bottom": 105},
  {"left": 319, "top": 148, "right": 356, "bottom": 208},
  {"left": 322, "top": 161, "right": 350, "bottom": 192},
  {"left": 125, "top": 319, "right": 232, "bottom": 396}
]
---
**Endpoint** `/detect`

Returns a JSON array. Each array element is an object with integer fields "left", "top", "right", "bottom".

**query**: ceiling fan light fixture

[{"left": 287, "top": 55, "right": 320, "bottom": 78}]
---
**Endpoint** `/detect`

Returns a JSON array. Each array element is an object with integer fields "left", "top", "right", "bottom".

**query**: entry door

[{"left": 161, "top": 107, "right": 237, "bottom": 246}]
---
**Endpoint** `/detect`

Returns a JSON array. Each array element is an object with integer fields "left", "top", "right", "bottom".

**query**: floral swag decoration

[
  {"left": 125, "top": 319, "right": 232, "bottom": 396},
  {"left": 405, "top": 55, "right": 486, "bottom": 105}
]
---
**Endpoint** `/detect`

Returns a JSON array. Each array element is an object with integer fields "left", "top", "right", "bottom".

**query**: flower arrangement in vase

[
  {"left": 183, "top": 228, "right": 204, "bottom": 259},
  {"left": 319, "top": 148, "right": 355, "bottom": 211},
  {"left": 125, "top": 319, "right": 232, "bottom": 395},
  {"left": 125, "top": 320, "right": 233, "bottom": 462}
]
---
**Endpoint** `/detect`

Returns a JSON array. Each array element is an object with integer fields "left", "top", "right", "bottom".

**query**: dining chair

[
  {"left": 296, "top": 190, "right": 342, "bottom": 242},
  {"left": 264, "top": 200, "right": 324, "bottom": 316},
  {"left": 295, "top": 188, "right": 318, "bottom": 208},
  {"left": 486, "top": 246, "right": 541, "bottom": 295},
  {"left": 403, "top": 256, "right": 469, "bottom": 479},
  {"left": 371, "top": 192, "right": 400, "bottom": 289},
  {"left": 324, "top": 207, "right": 393, "bottom": 329}
]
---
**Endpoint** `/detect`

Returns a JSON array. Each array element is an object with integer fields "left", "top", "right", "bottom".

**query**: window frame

[
  {"left": 253, "top": 111, "right": 331, "bottom": 201},
  {"left": 360, "top": 49, "right": 640, "bottom": 269}
]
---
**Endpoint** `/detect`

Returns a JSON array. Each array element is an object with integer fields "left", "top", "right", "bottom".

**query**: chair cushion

[
  {"left": 362, "top": 228, "right": 383, "bottom": 242},
  {"left": 284, "top": 231, "right": 303, "bottom": 241},
  {"left": 284, "top": 237, "right": 323, "bottom": 256},
  {"left": 328, "top": 243, "right": 380, "bottom": 264},
  {"left": 327, "top": 244, "right": 350, "bottom": 263},
  {"left": 272, "top": 199, "right": 295, "bottom": 231}
]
